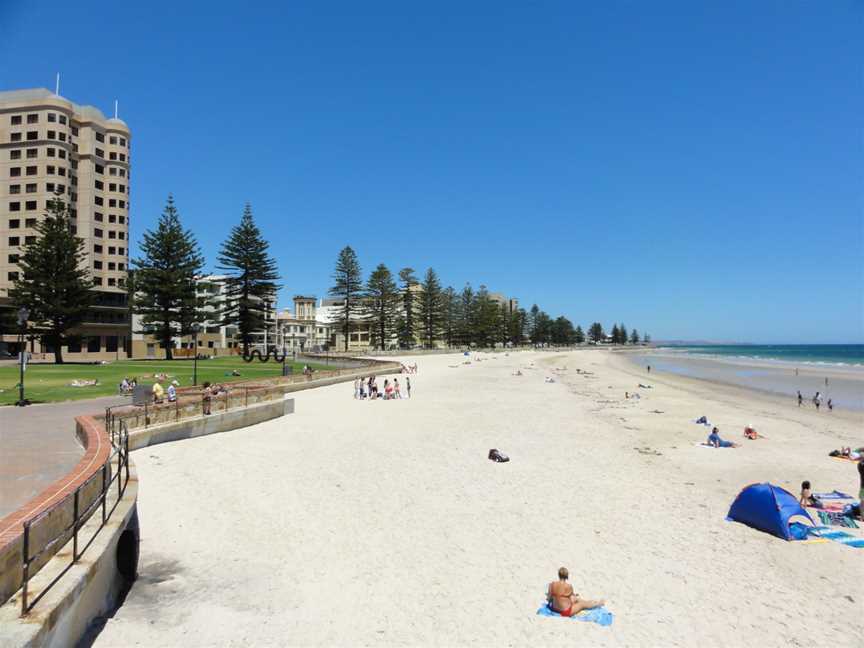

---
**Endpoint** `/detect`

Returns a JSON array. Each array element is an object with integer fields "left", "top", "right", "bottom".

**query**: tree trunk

[
  {"left": 163, "top": 324, "right": 173, "bottom": 360},
  {"left": 52, "top": 328, "right": 64, "bottom": 364}
]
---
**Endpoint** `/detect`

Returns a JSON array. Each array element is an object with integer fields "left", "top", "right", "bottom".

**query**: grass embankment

[{"left": 0, "top": 356, "right": 329, "bottom": 405}]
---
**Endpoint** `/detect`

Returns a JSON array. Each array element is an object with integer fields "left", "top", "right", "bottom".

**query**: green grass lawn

[{"left": 0, "top": 356, "right": 330, "bottom": 405}]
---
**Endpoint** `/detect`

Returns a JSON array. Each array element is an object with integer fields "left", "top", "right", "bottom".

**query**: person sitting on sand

[
  {"left": 707, "top": 427, "right": 739, "bottom": 448},
  {"left": 799, "top": 481, "right": 821, "bottom": 507},
  {"left": 546, "top": 567, "right": 604, "bottom": 617},
  {"left": 743, "top": 424, "right": 759, "bottom": 440}
]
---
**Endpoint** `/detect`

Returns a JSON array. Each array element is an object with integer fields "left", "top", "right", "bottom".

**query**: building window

[
  {"left": 108, "top": 230, "right": 117, "bottom": 239},
  {"left": 94, "top": 212, "right": 103, "bottom": 222},
  {"left": 95, "top": 164, "right": 104, "bottom": 174},
  {"left": 67, "top": 338, "right": 81, "bottom": 353},
  {"left": 95, "top": 148, "right": 104, "bottom": 158},
  {"left": 119, "top": 169, "right": 126, "bottom": 177},
  {"left": 46, "top": 147, "right": 55, "bottom": 157},
  {"left": 71, "top": 125, "right": 78, "bottom": 135},
  {"left": 106, "top": 336, "right": 118, "bottom": 352},
  {"left": 27, "top": 114, "right": 38, "bottom": 124},
  {"left": 109, "top": 136, "right": 117, "bottom": 145},
  {"left": 94, "top": 228, "right": 103, "bottom": 238},
  {"left": 8, "top": 272, "right": 19, "bottom": 281},
  {"left": 118, "top": 215, "right": 126, "bottom": 224},
  {"left": 94, "top": 260, "right": 103, "bottom": 269},
  {"left": 25, "top": 166, "right": 37, "bottom": 176},
  {"left": 25, "top": 201, "right": 37, "bottom": 210},
  {"left": 10, "top": 132, "right": 22, "bottom": 142},
  {"left": 25, "top": 218, "right": 36, "bottom": 227},
  {"left": 118, "top": 247, "right": 125, "bottom": 255},
  {"left": 118, "top": 262, "right": 125, "bottom": 271},
  {"left": 118, "top": 200, "right": 125, "bottom": 208},
  {"left": 8, "top": 253, "right": 19, "bottom": 263},
  {"left": 120, "top": 137, "right": 126, "bottom": 146},
  {"left": 26, "top": 148, "right": 37, "bottom": 159},
  {"left": 87, "top": 336, "right": 101, "bottom": 352},
  {"left": 59, "top": 115, "right": 67, "bottom": 125},
  {"left": 95, "top": 132, "right": 105, "bottom": 143},
  {"left": 46, "top": 165, "right": 55, "bottom": 175},
  {"left": 95, "top": 180, "right": 104, "bottom": 190},
  {"left": 93, "top": 277, "right": 102, "bottom": 286},
  {"left": 9, "top": 202, "right": 20, "bottom": 211},
  {"left": 94, "top": 196, "right": 103, "bottom": 206},
  {"left": 9, "top": 236, "right": 20, "bottom": 246},
  {"left": 109, "top": 167, "right": 117, "bottom": 176},
  {"left": 47, "top": 130, "right": 56, "bottom": 140},
  {"left": 11, "top": 115, "right": 22, "bottom": 125},
  {"left": 47, "top": 113, "right": 56, "bottom": 123},
  {"left": 46, "top": 183, "right": 55, "bottom": 192},
  {"left": 109, "top": 183, "right": 116, "bottom": 191},
  {"left": 57, "top": 167, "right": 66, "bottom": 176},
  {"left": 109, "top": 199, "right": 116, "bottom": 208},
  {"left": 25, "top": 183, "right": 36, "bottom": 193},
  {"left": 107, "top": 262, "right": 115, "bottom": 270},
  {"left": 107, "top": 277, "right": 116, "bottom": 286},
  {"left": 59, "top": 133, "right": 66, "bottom": 142},
  {"left": 10, "top": 167, "right": 21, "bottom": 177},
  {"left": 10, "top": 149, "right": 21, "bottom": 160},
  {"left": 118, "top": 231, "right": 125, "bottom": 240},
  {"left": 108, "top": 214, "right": 116, "bottom": 223},
  {"left": 58, "top": 149, "right": 66, "bottom": 159},
  {"left": 94, "top": 244, "right": 103, "bottom": 253},
  {"left": 9, "top": 184, "right": 20, "bottom": 194},
  {"left": 9, "top": 219, "right": 20, "bottom": 228},
  {"left": 25, "top": 236, "right": 35, "bottom": 245},
  {"left": 119, "top": 153, "right": 126, "bottom": 162},
  {"left": 117, "top": 278, "right": 125, "bottom": 287}
]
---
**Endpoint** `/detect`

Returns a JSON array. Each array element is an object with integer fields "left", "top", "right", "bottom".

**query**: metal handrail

[{"left": 20, "top": 420, "right": 130, "bottom": 616}]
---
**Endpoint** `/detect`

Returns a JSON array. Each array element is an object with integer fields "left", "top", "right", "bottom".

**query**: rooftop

[{"left": 0, "top": 88, "right": 129, "bottom": 129}]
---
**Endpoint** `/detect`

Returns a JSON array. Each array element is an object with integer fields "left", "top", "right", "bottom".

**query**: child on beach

[
  {"left": 394, "top": 378, "right": 401, "bottom": 399},
  {"left": 799, "top": 481, "right": 821, "bottom": 507}
]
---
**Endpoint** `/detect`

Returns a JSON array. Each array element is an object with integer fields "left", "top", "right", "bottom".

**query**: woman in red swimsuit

[{"left": 547, "top": 567, "right": 604, "bottom": 617}]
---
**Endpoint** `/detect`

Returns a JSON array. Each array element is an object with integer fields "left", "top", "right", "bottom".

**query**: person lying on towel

[
  {"left": 707, "top": 427, "right": 739, "bottom": 448},
  {"left": 546, "top": 567, "right": 604, "bottom": 617}
]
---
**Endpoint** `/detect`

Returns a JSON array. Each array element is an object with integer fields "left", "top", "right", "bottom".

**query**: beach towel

[
  {"left": 810, "top": 526, "right": 864, "bottom": 549},
  {"left": 817, "top": 511, "right": 857, "bottom": 528},
  {"left": 536, "top": 604, "right": 614, "bottom": 626},
  {"left": 814, "top": 491, "right": 854, "bottom": 500}
]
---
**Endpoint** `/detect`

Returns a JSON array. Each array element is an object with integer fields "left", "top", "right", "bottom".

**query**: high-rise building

[{"left": 0, "top": 88, "right": 131, "bottom": 360}]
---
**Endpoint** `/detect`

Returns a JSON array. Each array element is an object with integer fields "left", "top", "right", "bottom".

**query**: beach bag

[{"left": 488, "top": 449, "right": 510, "bottom": 463}]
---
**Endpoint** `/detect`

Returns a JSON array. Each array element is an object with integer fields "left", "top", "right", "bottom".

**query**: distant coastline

[{"left": 654, "top": 344, "right": 864, "bottom": 368}]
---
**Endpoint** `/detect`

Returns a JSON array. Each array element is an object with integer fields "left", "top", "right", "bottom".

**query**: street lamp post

[
  {"left": 16, "top": 307, "right": 29, "bottom": 407},
  {"left": 192, "top": 323, "right": 200, "bottom": 386}
]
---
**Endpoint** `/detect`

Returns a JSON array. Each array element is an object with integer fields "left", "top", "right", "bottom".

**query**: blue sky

[{"left": 2, "top": 1, "right": 861, "bottom": 343}]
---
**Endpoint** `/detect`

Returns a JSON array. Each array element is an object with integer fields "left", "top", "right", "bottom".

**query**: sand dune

[{"left": 93, "top": 350, "right": 863, "bottom": 647}]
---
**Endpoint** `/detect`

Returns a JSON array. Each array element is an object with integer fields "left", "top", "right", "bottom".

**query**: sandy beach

[{"left": 93, "top": 350, "right": 863, "bottom": 647}]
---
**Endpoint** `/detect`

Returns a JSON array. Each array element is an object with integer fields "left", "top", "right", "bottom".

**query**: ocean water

[{"left": 659, "top": 344, "right": 864, "bottom": 367}]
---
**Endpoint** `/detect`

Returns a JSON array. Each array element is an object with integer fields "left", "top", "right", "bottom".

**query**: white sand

[{"left": 94, "top": 350, "right": 863, "bottom": 647}]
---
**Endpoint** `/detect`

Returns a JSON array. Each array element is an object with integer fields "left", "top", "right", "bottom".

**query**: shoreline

[{"left": 623, "top": 349, "right": 864, "bottom": 412}]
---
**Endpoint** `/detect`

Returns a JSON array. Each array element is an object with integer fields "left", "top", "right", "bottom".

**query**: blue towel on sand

[
  {"left": 536, "top": 604, "right": 614, "bottom": 626},
  {"left": 814, "top": 491, "right": 854, "bottom": 500},
  {"left": 810, "top": 526, "right": 864, "bottom": 549}
]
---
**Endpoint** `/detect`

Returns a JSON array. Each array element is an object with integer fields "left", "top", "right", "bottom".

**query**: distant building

[{"left": 0, "top": 88, "right": 132, "bottom": 360}]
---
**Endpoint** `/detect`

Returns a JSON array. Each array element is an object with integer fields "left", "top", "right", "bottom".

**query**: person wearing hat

[{"left": 167, "top": 380, "right": 178, "bottom": 403}]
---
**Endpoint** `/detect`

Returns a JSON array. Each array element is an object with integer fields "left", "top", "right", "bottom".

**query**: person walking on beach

[
  {"left": 647, "top": 365, "right": 651, "bottom": 374},
  {"left": 813, "top": 392, "right": 821, "bottom": 411},
  {"left": 797, "top": 391, "right": 803, "bottom": 407},
  {"left": 827, "top": 398, "right": 833, "bottom": 411},
  {"left": 406, "top": 376, "right": 411, "bottom": 398},
  {"left": 202, "top": 382, "right": 212, "bottom": 415},
  {"left": 353, "top": 378, "right": 360, "bottom": 400},
  {"left": 546, "top": 567, "right": 605, "bottom": 617}
]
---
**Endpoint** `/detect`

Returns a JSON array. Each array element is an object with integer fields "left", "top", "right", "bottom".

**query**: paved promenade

[{"left": 0, "top": 395, "right": 127, "bottom": 518}]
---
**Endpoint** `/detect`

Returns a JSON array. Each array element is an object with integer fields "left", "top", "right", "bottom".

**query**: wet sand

[{"left": 93, "top": 350, "right": 862, "bottom": 647}]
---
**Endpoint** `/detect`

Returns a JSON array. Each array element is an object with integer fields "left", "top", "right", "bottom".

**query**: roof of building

[{"left": 0, "top": 88, "right": 129, "bottom": 129}]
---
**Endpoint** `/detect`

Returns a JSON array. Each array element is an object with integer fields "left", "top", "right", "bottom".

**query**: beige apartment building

[{"left": 0, "top": 88, "right": 131, "bottom": 360}]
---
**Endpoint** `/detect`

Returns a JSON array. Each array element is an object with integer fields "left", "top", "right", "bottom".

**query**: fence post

[
  {"left": 101, "top": 463, "right": 107, "bottom": 523},
  {"left": 245, "top": 387, "right": 248, "bottom": 408},
  {"left": 124, "top": 428, "right": 130, "bottom": 486},
  {"left": 73, "top": 489, "right": 79, "bottom": 561},
  {"left": 21, "top": 521, "right": 30, "bottom": 616},
  {"left": 144, "top": 401, "right": 149, "bottom": 429}
]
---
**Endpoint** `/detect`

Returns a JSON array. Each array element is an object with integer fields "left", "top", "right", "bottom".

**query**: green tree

[
  {"left": 630, "top": 328, "right": 640, "bottom": 344},
  {"left": 458, "top": 284, "right": 476, "bottom": 346},
  {"left": 474, "top": 286, "right": 500, "bottom": 347},
  {"left": 574, "top": 325, "right": 585, "bottom": 344},
  {"left": 363, "top": 263, "right": 399, "bottom": 350},
  {"left": 418, "top": 268, "right": 446, "bottom": 348},
  {"left": 442, "top": 286, "right": 459, "bottom": 347},
  {"left": 552, "top": 316, "right": 575, "bottom": 345},
  {"left": 217, "top": 204, "right": 281, "bottom": 356},
  {"left": 619, "top": 323, "right": 628, "bottom": 345},
  {"left": 643, "top": 332, "right": 651, "bottom": 344},
  {"left": 508, "top": 307, "right": 526, "bottom": 346},
  {"left": 132, "top": 195, "right": 205, "bottom": 360},
  {"left": 528, "top": 304, "right": 540, "bottom": 342},
  {"left": 397, "top": 267, "right": 419, "bottom": 349},
  {"left": 588, "top": 322, "right": 604, "bottom": 343},
  {"left": 534, "top": 311, "right": 553, "bottom": 344},
  {"left": 610, "top": 324, "right": 620, "bottom": 344},
  {"left": 329, "top": 246, "right": 364, "bottom": 351},
  {"left": 10, "top": 192, "right": 94, "bottom": 364}
]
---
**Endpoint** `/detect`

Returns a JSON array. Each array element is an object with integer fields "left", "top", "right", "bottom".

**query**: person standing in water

[
  {"left": 647, "top": 365, "right": 651, "bottom": 374},
  {"left": 797, "top": 391, "right": 803, "bottom": 407}
]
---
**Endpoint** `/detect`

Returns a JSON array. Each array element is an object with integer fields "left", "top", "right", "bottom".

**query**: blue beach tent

[{"left": 726, "top": 482, "right": 815, "bottom": 541}]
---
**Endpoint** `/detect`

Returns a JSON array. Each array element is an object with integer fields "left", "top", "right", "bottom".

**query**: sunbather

[
  {"left": 546, "top": 567, "right": 604, "bottom": 617},
  {"left": 799, "top": 480, "right": 821, "bottom": 507},
  {"left": 707, "top": 427, "right": 739, "bottom": 448}
]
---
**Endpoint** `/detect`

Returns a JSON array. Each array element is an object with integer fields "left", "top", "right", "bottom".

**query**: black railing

[{"left": 20, "top": 420, "right": 130, "bottom": 616}]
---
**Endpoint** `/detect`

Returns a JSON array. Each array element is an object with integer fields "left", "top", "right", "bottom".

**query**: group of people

[
  {"left": 797, "top": 390, "right": 833, "bottom": 411},
  {"left": 119, "top": 376, "right": 138, "bottom": 394},
  {"left": 354, "top": 375, "right": 410, "bottom": 400},
  {"left": 151, "top": 378, "right": 180, "bottom": 404}
]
